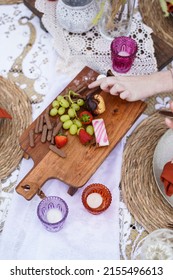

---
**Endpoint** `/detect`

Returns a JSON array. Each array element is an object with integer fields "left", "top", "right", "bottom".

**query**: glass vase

[
  {"left": 98, "top": 0, "right": 136, "bottom": 40},
  {"left": 56, "top": 0, "right": 99, "bottom": 33}
]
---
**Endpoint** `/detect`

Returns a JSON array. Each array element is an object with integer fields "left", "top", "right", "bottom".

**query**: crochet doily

[{"left": 36, "top": 0, "right": 157, "bottom": 77}]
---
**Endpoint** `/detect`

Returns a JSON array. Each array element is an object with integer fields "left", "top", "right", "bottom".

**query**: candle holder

[
  {"left": 37, "top": 196, "right": 69, "bottom": 232},
  {"left": 110, "top": 36, "right": 138, "bottom": 73},
  {"left": 82, "top": 183, "right": 112, "bottom": 215}
]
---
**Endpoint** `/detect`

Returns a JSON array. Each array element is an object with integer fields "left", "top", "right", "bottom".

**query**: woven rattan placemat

[
  {"left": 0, "top": 76, "right": 32, "bottom": 179},
  {"left": 139, "top": 0, "right": 173, "bottom": 48},
  {"left": 121, "top": 112, "right": 173, "bottom": 233},
  {"left": 0, "top": 0, "right": 22, "bottom": 4}
]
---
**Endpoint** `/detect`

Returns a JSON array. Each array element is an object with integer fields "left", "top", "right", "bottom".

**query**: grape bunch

[{"left": 49, "top": 90, "right": 94, "bottom": 137}]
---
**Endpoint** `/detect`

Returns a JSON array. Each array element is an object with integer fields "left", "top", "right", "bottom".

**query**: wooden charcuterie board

[{"left": 16, "top": 66, "right": 147, "bottom": 200}]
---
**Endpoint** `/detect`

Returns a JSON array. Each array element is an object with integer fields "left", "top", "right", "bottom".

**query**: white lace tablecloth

[
  {"left": 36, "top": 0, "right": 157, "bottom": 76},
  {"left": 0, "top": 1, "right": 160, "bottom": 260},
  {"left": 0, "top": 3, "right": 56, "bottom": 231}
]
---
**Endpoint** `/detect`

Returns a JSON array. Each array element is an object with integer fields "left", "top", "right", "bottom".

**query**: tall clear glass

[{"left": 99, "top": 0, "right": 136, "bottom": 40}]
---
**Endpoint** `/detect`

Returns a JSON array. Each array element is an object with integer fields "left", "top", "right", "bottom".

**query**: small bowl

[
  {"left": 37, "top": 196, "right": 69, "bottom": 232},
  {"left": 82, "top": 183, "right": 112, "bottom": 214}
]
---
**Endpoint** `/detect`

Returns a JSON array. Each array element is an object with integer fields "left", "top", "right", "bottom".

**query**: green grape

[
  {"left": 77, "top": 98, "right": 85, "bottom": 106},
  {"left": 71, "top": 103, "right": 80, "bottom": 111},
  {"left": 60, "top": 114, "right": 70, "bottom": 122},
  {"left": 60, "top": 98, "right": 70, "bottom": 108},
  {"left": 52, "top": 100, "right": 59, "bottom": 108},
  {"left": 57, "top": 95, "right": 63, "bottom": 101},
  {"left": 86, "top": 125, "right": 94, "bottom": 135},
  {"left": 69, "top": 124, "right": 78, "bottom": 135},
  {"left": 49, "top": 107, "right": 58, "bottom": 116},
  {"left": 73, "top": 119, "right": 82, "bottom": 128},
  {"left": 58, "top": 106, "right": 65, "bottom": 115},
  {"left": 68, "top": 108, "right": 76, "bottom": 118},
  {"left": 77, "top": 127, "right": 84, "bottom": 135},
  {"left": 63, "top": 120, "right": 73, "bottom": 130}
]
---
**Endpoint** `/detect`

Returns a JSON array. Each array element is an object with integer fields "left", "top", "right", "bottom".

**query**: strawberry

[
  {"left": 55, "top": 135, "right": 68, "bottom": 148},
  {"left": 79, "top": 128, "right": 93, "bottom": 145},
  {"left": 79, "top": 111, "right": 93, "bottom": 125}
]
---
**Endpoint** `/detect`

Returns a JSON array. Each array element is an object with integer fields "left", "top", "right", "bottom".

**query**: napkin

[
  {"left": 160, "top": 161, "right": 173, "bottom": 196},
  {"left": 0, "top": 108, "right": 12, "bottom": 119}
]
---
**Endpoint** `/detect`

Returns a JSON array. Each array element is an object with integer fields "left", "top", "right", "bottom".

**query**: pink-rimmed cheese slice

[{"left": 92, "top": 119, "right": 109, "bottom": 146}]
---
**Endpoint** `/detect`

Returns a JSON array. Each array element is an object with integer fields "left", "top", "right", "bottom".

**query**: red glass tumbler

[{"left": 111, "top": 36, "right": 138, "bottom": 73}]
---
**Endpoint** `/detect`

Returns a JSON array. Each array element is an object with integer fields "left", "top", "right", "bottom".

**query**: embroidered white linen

[
  {"left": 0, "top": 72, "right": 147, "bottom": 260},
  {"left": 0, "top": 77, "right": 123, "bottom": 260},
  {"left": 0, "top": 1, "right": 149, "bottom": 261}
]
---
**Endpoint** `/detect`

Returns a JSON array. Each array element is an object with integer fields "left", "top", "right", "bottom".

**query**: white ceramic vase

[{"left": 56, "top": 0, "right": 99, "bottom": 33}]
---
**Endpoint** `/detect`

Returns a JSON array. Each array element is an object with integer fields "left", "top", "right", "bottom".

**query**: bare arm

[
  {"left": 88, "top": 69, "right": 173, "bottom": 129},
  {"left": 88, "top": 70, "right": 173, "bottom": 102}
]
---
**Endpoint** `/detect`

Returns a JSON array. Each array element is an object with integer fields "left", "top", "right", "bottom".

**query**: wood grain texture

[
  {"left": 138, "top": 0, "right": 173, "bottom": 70},
  {"left": 16, "top": 66, "right": 146, "bottom": 200},
  {"left": 0, "top": 0, "right": 22, "bottom": 4},
  {"left": 152, "top": 34, "right": 173, "bottom": 70}
]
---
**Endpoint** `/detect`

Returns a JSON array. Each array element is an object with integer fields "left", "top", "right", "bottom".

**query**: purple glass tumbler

[
  {"left": 37, "top": 196, "right": 69, "bottom": 232},
  {"left": 111, "top": 36, "right": 138, "bottom": 73}
]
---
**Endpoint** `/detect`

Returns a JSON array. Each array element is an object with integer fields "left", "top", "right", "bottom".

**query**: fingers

[
  {"left": 165, "top": 101, "right": 173, "bottom": 128},
  {"left": 100, "top": 79, "right": 117, "bottom": 92},
  {"left": 109, "top": 83, "right": 125, "bottom": 95},
  {"left": 165, "top": 117, "right": 173, "bottom": 129},
  {"left": 119, "top": 90, "right": 131, "bottom": 100},
  {"left": 88, "top": 79, "right": 104, "bottom": 89},
  {"left": 88, "top": 77, "right": 133, "bottom": 101},
  {"left": 170, "top": 100, "right": 173, "bottom": 111},
  {"left": 88, "top": 77, "right": 122, "bottom": 94},
  {"left": 88, "top": 77, "right": 117, "bottom": 88}
]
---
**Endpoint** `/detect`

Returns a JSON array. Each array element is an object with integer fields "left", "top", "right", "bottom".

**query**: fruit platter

[{"left": 16, "top": 66, "right": 146, "bottom": 200}]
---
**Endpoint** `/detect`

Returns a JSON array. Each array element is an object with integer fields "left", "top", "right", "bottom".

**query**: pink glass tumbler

[{"left": 111, "top": 36, "right": 138, "bottom": 73}]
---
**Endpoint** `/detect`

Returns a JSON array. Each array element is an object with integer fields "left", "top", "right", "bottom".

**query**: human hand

[
  {"left": 165, "top": 101, "right": 173, "bottom": 129},
  {"left": 88, "top": 72, "right": 166, "bottom": 102}
]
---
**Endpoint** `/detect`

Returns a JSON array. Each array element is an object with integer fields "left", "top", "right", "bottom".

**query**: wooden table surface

[
  {"left": 151, "top": 33, "right": 173, "bottom": 70},
  {"left": 23, "top": 0, "right": 173, "bottom": 71}
]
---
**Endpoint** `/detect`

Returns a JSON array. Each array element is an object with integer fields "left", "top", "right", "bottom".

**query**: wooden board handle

[
  {"left": 16, "top": 155, "right": 54, "bottom": 200},
  {"left": 16, "top": 180, "right": 40, "bottom": 200}
]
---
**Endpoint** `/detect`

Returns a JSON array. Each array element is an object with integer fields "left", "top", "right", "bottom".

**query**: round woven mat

[
  {"left": 0, "top": 76, "right": 32, "bottom": 179},
  {"left": 139, "top": 0, "right": 173, "bottom": 47},
  {"left": 121, "top": 112, "right": 173, "bottom": 233},
  {"left": 0, "top": 0, "right": 22, "bottom": 4}
]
